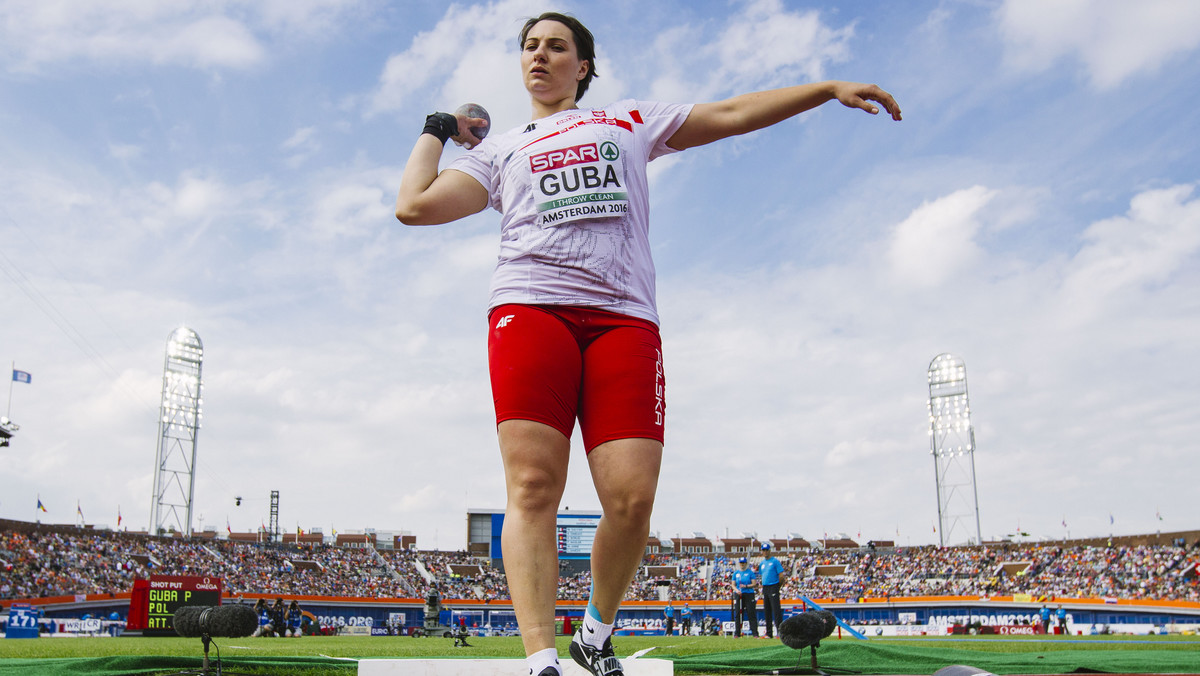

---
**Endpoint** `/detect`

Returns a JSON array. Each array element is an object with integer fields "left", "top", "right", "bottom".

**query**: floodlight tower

[
  {"left": 149, "top": 327, "right": 204, "bottom": 537},
  {"left": 927, "top": 353, "right": 981, "bottom": 547}
]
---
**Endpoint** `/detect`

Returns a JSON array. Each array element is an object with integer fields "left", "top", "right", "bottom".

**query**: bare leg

[
  {"left": 586, "top": 437, "right": 663, "bottom": 623},
  {"left": 499, "top": 419, "right": 570, "bottom": 656}
]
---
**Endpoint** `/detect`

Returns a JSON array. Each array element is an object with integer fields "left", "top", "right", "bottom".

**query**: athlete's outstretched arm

[
  {"left": 395, "top": 133, "right": 489, "bottom": 226},
  {"left": 666, "top": 80, "right": 901, "bottom": 151}
]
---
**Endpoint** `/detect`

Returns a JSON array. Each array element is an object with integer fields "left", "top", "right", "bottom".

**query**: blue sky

[{"left": 2, "top": 0, "right": 1198, "bottom": 550}]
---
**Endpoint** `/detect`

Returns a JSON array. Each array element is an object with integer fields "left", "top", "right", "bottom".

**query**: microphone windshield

[
  {"left": 206, "top": 604, "right": 259, "bottom": 638},
  {"left": 815, "top": 610, "right": 836, "bottom": 637},
  {"left": 779, "top": 611, "right": 826, "bottom": 650},
  {"left": 173, "top": 604, "right": 260, "bottom": 638},
  {"left": 173, "top": 606, "right": 205, "bottom": 638}
]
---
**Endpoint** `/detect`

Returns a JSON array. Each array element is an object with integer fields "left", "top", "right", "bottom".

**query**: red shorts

[{"left": 487, "top": 304, "right": 665, "bottom": 451}]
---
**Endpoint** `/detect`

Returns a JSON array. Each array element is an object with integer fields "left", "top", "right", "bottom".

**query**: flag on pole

[
  {"left": 1062, "top": 517, "right": 1067, "bottom": 528},
  {"left": 37, "top": 497, "right": 47, "bottom": 512},
  {"left": 77, "top": 501, "right": 84, "bottom": 520},
  {"left": 1109, "top": 513, "right": 1115, "bottom": 525},
  {"left": 117, "top": 507, "right": 123, "bottom": 528},
  {"left": 227, "top": 518, "right": 232, "bottom": 534},
  {"left": 1156, "top": 509, "right": 1163, "bottom": 521},
  {"left": 12, "top": 370, "right": 31, "bottom": 384}
]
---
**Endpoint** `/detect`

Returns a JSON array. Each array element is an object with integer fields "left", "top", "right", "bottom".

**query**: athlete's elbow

[
  {"left": 394, "top": 201, "right": 432, "bottom": 226},
  {"left": 394, "top": 206, "right": 418, "bottom": 225}
]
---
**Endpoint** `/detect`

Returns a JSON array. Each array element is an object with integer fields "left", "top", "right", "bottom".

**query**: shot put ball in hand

[{"left": 455, "top": 103, "right": 491, "bottom": 141}]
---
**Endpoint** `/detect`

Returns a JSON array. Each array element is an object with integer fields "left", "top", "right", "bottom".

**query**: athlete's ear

[{"left": 577, "top": 59, "right": 589, "bottom": 82}]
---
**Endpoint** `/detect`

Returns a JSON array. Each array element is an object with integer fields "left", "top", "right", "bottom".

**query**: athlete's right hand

[{"left": 451, "top": 113, "right": 489, "bottom": 150}]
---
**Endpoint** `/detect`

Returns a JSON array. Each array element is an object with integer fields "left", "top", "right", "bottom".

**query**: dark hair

[{"left": 519, "top": 12, "right": 598, "bottom": 102}]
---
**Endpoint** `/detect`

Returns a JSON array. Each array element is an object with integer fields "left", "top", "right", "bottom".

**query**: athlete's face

[{"left": 521, "top": 20, "right": 588, "bottom": 105}]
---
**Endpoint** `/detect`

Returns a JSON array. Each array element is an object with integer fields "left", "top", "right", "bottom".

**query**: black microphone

[
  {"left": 173, "top": 604, "right": 259, "bottom": 638},
  {"left": 814, "top": 609, "right": 836, "bottom": 637},
  {"left": 779, "top": 611, "right": 828, "bottom": 650}
]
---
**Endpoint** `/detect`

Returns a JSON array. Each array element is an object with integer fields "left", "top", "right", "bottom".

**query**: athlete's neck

[{"left": 530, "top": 98, "right": 578, "bottom": 121}]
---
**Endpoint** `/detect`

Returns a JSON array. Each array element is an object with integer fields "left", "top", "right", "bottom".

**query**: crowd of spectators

[
  {"left": 557, "top": 562, "right": 592, "bottom": 601},
  {"left": 2, "top": 524, "right": 1197, "bottom": 604},
  {"left": 380, "top": 549, "right": 510, "bottom": 601},
  {"left": 627, "top": 554, "right": 712, "bottom": 601}
]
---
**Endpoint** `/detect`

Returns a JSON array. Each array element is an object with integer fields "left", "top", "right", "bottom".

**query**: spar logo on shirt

[{"left": 530, "top": 141, "right": 628, "bottom": 225}]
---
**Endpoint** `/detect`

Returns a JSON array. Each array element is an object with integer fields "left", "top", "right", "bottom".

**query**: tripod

[
  {"left": 771, "top": 643, "right": 861, "bottom": 676},
  {"left": 165, "top": 634, "right": 256, "bottom": 676}
]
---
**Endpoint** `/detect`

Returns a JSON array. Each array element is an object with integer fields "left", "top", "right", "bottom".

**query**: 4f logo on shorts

[{"left": 495, "top": 315, "right": 516, "bottom": 329}]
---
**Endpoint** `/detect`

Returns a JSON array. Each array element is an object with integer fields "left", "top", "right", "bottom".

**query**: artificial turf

[{"left": 0, "top": 633, "right": 1197, "bottom": 676}]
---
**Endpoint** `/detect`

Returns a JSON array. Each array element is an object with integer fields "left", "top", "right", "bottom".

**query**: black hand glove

[{"left": 422, "top": 112, "right": 459, "bottom": 145}]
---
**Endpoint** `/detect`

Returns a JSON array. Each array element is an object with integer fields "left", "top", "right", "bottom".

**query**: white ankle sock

[
  {"left": 526, "top": 647, "right": 561, "bottom": 676},
  {"left": 580, "top": 613, "right": 613, "bottom": 648}
]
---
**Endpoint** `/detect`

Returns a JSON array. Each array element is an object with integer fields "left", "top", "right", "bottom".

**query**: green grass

[
  {"left": 0, "top": 634, "right": 1198, "bottom": 676},
  {"left": 868, "top": 633, "right": 1200, "bottom": 652}
]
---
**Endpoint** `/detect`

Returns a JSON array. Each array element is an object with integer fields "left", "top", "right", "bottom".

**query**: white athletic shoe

[{"left": 569, "top": 629, "right": 623, "bottom": 676}]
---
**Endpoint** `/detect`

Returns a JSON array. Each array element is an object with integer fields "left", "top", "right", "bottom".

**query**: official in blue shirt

[
  {"left": 730, "top": 557, "right": 758, "bottom": 638},
  {"left": 663, "top": 602, "right": 675, "bottom": 636},
  {"left": 679, "top": 602, "right": 693, "bottom": 635},
  {"left": 758, "top": 543, "right": 786, "bottom": 638}
]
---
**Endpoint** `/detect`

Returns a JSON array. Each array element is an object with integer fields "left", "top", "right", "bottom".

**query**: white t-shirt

[{"left": 448, "top": 99, "right": 693, "bottom": 325}]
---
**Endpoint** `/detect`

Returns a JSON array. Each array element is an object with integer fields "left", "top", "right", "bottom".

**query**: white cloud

[
  {"left": 714, "top": 0, "right": 852, "bottom": 87},
  {"left": 108, "top": 142, "right": 143, "bottom": 162},
  {"left": 368, "top": 0, "right": 544, "bottom": 124},
  {"left": 997, "top": 0, "right": 1200, "bottom": 89},
  {"left": 0, "top": 0, "right": 366, "bottom": 73},
  {"left": 282, "top": 126, "right": 320, "bottom": 168},
  {"left": 370, "top": 16, "right": 466, "bottom": 114},
  {"left": 282, "top": 126, "right": 317, "bottom": 150},
  {"left": 0, "top": 2, "right": 262, "bottom": 72},
  {"left": 367, "top": 0, "right": 854, "bottom": 131},
  {"left": 1056, "top": 183, "right": 1200, "bottom": 324},
  {"left": 133, "top": 172, "right": 249, "bottom": 243},
  {"left": 253, "top": 0, "right": 368, "bottom": 38},
  {"left": 887, "top": 185, "right": 997, "bottom": 288},
  {"left": 173, "top": 174, "right": 227, "bottom": 219},
  {"left": 651, "top": 182, "right": 1200, "bottom": 541},
  {"left": 648, "top": 0, "right": 853, "bottom": 102},
  {"left": 312, "top": 181, "right": 389, "bottom": 240},
  {"left": 156, "top": 15, "right": 265, "bottom": 69}
]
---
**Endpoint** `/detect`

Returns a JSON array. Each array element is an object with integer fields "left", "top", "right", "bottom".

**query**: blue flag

[{"left": 12, "top": 370, "right": 31, "bottom": 384}]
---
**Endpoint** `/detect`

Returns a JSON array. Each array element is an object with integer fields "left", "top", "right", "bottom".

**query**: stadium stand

[{"left": 2, "top": 520, "right": 1197, "bottom": 604}]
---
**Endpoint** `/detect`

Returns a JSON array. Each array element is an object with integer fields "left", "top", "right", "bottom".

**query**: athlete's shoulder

[
  {"left": 592, "top": 98, "right": 637, "bottom": 114},
  {"left": 476, "top": 123, "right": 532, "bottom": 150}
]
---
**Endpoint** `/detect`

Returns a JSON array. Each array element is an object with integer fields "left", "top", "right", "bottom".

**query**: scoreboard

[
  {"left": 556, "top": 513, "right": 601, "bottom": 559},
  {"left": 143, "top": 575, "right": 223, "bottom": 635}
]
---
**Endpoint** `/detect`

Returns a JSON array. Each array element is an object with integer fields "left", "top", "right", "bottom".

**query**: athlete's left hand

[{"left": 833, "top": 82, "right": 902, "bottom": 121}]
